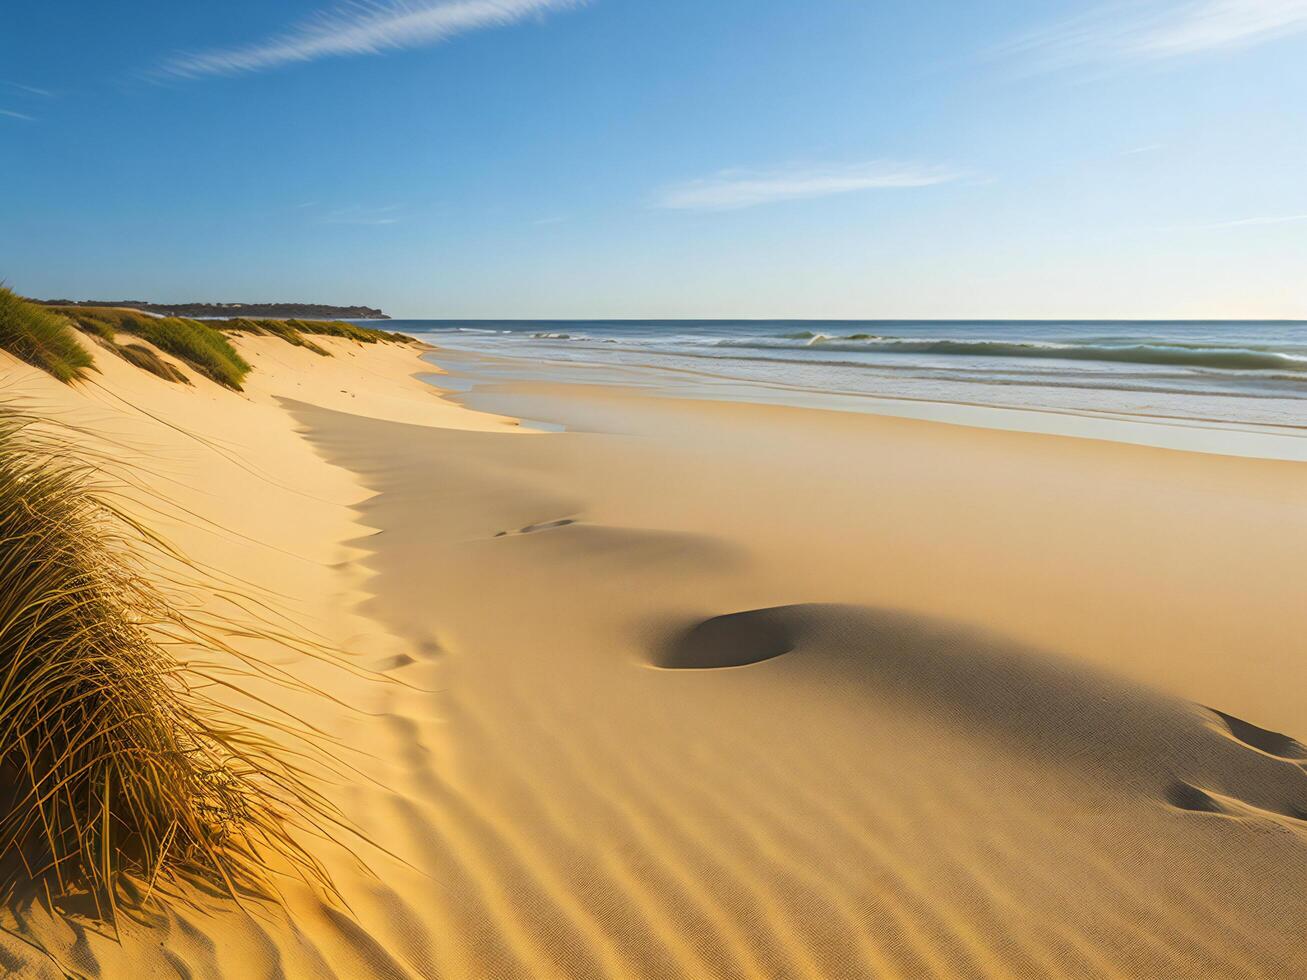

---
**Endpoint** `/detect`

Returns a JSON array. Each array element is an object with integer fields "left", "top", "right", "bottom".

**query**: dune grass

[
  {"left": 115, "top": 343, "right": 192, "bottom": 385},
  {"left": 11, "top": 297, "right": 411, "bottom": 391},
  {"left": 132, "top": 317, "right": 250, "bottom": 389},
  {"left": 285, "top": 318, "right": 410, "bottom": 344},
  {"left": 0, "top": 287, "right": 94, "bottom": 383},
  {"left": 221, "top": 316, "right": 411, "bottom": 350},
  {"left": 224, "top": 318, "right": 331, "bottom": 356},
  {"left": 56, "top": 307, "right": 251, "bottom": 390},
  {"left": 0, "top": 411, "right": 343, "bottom": 929}
]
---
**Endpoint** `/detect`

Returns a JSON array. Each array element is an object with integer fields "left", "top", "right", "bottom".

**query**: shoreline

[
  {"left": 422, "top": 346, "right": 1307, "bottom": 461},
  {"left": 389, "top": 317, "right": 1307, "bottom": 444}
]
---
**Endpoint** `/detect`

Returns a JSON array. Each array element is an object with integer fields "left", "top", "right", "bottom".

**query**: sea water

[{"left": 371, "top": 319, "right": 1307, "bottom": 457}]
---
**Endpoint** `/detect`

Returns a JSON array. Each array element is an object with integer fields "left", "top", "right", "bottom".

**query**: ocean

[{"left": 376, "top": 319, "right": 1307, "bottom": 455}]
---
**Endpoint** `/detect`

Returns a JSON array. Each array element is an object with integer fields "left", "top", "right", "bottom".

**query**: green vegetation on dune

[
  {"left": 220, "top": 316, "right": 411, "bottom": 348},
  {"left": 57, "top": 306, "right": 251, "bottom": 390},
  {"left": 225, "top": 317, "right": 331, "bottom": 355},
  {"left": 116, "top": 342, "right": 192, "bottom": 384},
  {"left": 137, "top": 316, "right": 251, "bottom": 389},
  {"left": 0, "top": 290, "right": 403, "bottom": 930},
  {"left": 0, "top": 286, "right": 94, "bottom": 383},
  {"left": 4, "top": 291, "right": 414, "bottom": 387},
  {"left": 287, "top": 318, "right": 409, "bottom": 344}
]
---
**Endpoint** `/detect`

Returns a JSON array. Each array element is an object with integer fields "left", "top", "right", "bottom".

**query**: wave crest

[{"left": 715, "top": 336, "right": 1307, "bottom": 372}]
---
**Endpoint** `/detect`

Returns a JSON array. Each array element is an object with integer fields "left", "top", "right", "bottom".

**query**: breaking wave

[{"left": 714, "top": 335, "right": 1307, "bottom": 372}]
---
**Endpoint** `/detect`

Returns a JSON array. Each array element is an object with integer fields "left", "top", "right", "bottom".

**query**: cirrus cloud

[
  {"left": 1191, "top": 212, "right": 1307, "bottom": 229},
  {"left": 1002, "top": 0, "right": 1307, "bottom": 71},
  {"left": 654, "top": 161, "right": 960, "bottom": 212},
  {"left": 159, "top": 0, "right": 586, "bottom": 79}
]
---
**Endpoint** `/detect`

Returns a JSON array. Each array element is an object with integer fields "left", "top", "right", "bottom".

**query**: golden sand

[{"left": 3, "top": 336, "right": 1305, "bottom": 978}]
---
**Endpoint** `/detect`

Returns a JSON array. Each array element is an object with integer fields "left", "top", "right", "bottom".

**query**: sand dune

[{"left": 3, "top": 338, "right": 1306, "bottom": 977}]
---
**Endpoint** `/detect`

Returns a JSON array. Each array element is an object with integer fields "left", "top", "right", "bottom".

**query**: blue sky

[{"left": 3, "top": 0, "right": 1306, "bottom": 318}]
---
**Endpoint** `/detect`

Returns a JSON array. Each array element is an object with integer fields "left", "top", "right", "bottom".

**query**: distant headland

[{"left": 33, "top": 299, "right": 390, "bottom": 320}]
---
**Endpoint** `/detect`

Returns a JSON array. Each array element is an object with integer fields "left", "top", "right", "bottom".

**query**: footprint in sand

[
  {"left": 373, "top": 652, "right": 417, "bottom": 671},
  {"left": 494, "top": 518, "right": 576, "bottom": 537}
]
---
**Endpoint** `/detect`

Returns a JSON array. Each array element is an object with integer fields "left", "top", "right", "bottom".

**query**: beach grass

[
  {"left": 286, "top": 318, "right": 409, "bottom": 344},
  {"left": 2, "top": 288, "right": 410, "bottom": 393},
  {"left": 221, "top": 316, "right": 411, "bottom": 349},
  {"left": 56, "top": 307, "right": 251, "bottom": 390},
  {"left": 0, "top": 287, "right": 94, "bottom": 383},
  {"left": 0, "top": 410, "right": 342, "bottom": 928},
  {"left": 114, "top": 342, "right": 192, "bottom": 384},
  {"left": 224, "top": 318, "right": 331, "bottom": 356},
  {"left": 134, "top": 317, "right": 250, "bottom": 389},
  {"left": 50, "top": 306, "right": 409, "bottom": 388}
]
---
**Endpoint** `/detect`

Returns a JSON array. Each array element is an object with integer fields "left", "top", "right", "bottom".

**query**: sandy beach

[
  {"left": 9, "top": 1, "right": 1306, "bottom": 974},
  {"left": 3, "top": 334, "right": 1306, "bottom": 978}
]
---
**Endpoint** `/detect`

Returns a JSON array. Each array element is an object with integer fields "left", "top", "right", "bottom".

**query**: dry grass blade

[
  {"left": 112, "top": 343, "right": 192, "bottom": 386},
  {"left": 0, "top": 408, "right": 349, "bottom": 934}
]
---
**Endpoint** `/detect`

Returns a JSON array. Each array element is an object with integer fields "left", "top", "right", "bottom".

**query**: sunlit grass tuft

[
  {"left": 134, "top": 317, "right": 250, "bottom": 389},
  {"left": 0, "top": 287, "right": 94, "bottom": 383},
  {"left": 115, "top": 343, "right": 192, "bottom": 385},
  {"left": 47, "top": 305, "right": 413, "bottom": 388},
  {"left": 222, "top": 317, "right": 413, "bottom": 350},
  {"left": 225, "top": 318, "right": 331, "bottom": 356},
  {"left": 285, "top": 319, "right": 410, "bottom": 345},
  {"left": 56, "top": 307, "right": 251, "bottom": 390},
  {"left": 0, "top": 411, "right": 345, "bottom": 929}
]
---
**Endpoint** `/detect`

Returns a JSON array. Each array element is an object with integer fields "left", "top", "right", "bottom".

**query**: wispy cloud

[
  {"left": 1134, "top": 0, "right": 1307, "bottom": 56},
  {"left": 3, "top": 81, "right": 53, "bottom": 98},
  {"left": 320, "top": 204, "right": 404, "bottom": 225},
  {"left": 1191, "top": 212, "right": 1307, "bottom": 229},
  {"left": 654, "top": 161, "right": 960, "bottom": 212},
  {"left": 159, "top": 0, "right": 584, "bottom": 79},
  {"left": 1003, "top": 0, "right": 1307, "bottom": 70},
  {"left": 0, "top": 109, "right": 34, "bottom": 121}
]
